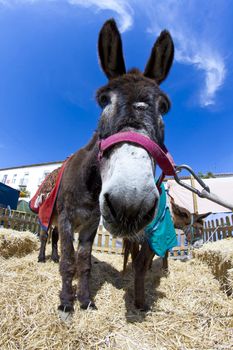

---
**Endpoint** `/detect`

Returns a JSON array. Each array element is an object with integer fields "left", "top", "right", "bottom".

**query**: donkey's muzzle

[{"left": 102, "top": 191, "right": 158, "bottom": 236}]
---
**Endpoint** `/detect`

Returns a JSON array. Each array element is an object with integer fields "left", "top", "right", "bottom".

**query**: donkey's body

[
  {"left": 44, "top": 19, "right": 175, "bottom": 315},
  {"left": 37, "top": 135, "right": 100, "bottom": 265}
]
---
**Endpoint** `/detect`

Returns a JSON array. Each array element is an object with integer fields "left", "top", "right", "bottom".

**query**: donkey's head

[
  {"left": 97, "top": 19, "right": 174, "bottom": 238},
  {"left": 171, "top": 198, "right": 211, "bottom": 231}
]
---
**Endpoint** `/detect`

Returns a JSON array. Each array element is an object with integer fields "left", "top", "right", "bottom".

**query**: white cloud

[
  {"left": 68, "top": 1, "right": 133, "bottom": 32},
  {"left": 143, "top": 0, "right": 226, "bottom": 107},
  {"left": 177, "top": 51, "right": 226, "bottom": 107},
  {"left": 0, "top": 0, "right": 133, "bottom": 32}
]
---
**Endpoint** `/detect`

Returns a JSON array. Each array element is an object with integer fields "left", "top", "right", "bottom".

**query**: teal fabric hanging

[{"left": 144, "top": 182, "right": 177, "bottom": 257}]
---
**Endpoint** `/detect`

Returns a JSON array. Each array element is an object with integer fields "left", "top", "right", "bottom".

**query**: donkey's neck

[{"left": 79, "top": 132, "right": 102, "bottom": 201}]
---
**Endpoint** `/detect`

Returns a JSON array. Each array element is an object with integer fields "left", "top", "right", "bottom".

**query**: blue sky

[{"left": 0, "top": 0, "right": 232, "bottom": 174}]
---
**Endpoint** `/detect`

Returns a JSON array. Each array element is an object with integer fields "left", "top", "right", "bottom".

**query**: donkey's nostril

[{"left": 104, "top": 193, "right": 117, "bottom": 219}]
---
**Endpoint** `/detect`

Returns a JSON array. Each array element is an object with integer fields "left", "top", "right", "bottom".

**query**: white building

[{"left": 0, "top": 161, "right": 63, "bottom": 200}]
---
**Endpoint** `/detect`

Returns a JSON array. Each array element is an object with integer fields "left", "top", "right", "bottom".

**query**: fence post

[
  {"left": 190, "top": 176, "right": 198, "bottom": 213},
  {"left": 220, "top": 217, "right": 226, "bottom": 239},
  {"left": 97, "top": 224, "right": 103, "bottom": 251},
  {"left": 225, "top": 216, "right": 231, "bottom": 238},
  {"left": 211, "top": 220, "right": 216, "bottom": 241},
  {"left": 215, "top": 219, "right": 220, "bottom": 240}
]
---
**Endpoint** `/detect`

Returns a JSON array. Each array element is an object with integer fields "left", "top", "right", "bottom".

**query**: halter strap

[{"left": 98, "top": 131, "right": 176, "bottom": 176}]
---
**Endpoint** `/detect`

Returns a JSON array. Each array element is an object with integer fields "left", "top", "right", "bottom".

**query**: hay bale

[
  {"left": 0, "top": 250, "right": 233, "bottom": 349},
  {"left": 193, "top": 238, "right": 233, "bottom": 295},
  {"left": 227, "top": 268, "right": 233, "bottom": 293},
  {"left": 0, "top": 228, "right": 39, "bottom": 258}
]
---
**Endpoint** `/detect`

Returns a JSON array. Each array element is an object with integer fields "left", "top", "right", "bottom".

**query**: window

[
  {"left": 38, "top": 170, "right": 50, "bottom": 186},
  {"left": 12, "top": 174, "right": 17, "bottom": 184},
  {"left": 2, "top": 174, "right": 7, "bottom": 184},
  {"left": 19, "top": 172, "right": 29, "bottom": 190},
  {"left": 19, "top": 172, "right": 29, "bottom": 186}
]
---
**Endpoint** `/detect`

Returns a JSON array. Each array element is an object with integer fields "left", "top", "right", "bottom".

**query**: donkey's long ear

[
  {"left": 144, "top": 30, "right": 174, "bottom": 84},
  {"left": 195, "top": 212, "right": 212, "bottom": 223},
  {"left": 98, "top": 19, "right": 126, "bottom": 80}
]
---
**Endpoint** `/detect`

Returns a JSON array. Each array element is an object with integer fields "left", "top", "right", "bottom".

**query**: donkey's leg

[
  {"left": 38, "top": 229, "right": 48, "bottom": 263},
  {"left": 76, "top": 227, "right": 97, "bottom": 310},
  {"left": 123, "top": 240, "right": 140, "bottom": 272},
  {"left": 148, "top": 254, "right": 154, "bottom": 270},
  {"left": 134, "top": 240, "right": 155, "bottom": 311},
  {"left": 51, "top": 226, "right": 59, "bottom": 263},
  {"left": 58, "top": 213, "right": 75, "bottom": 313},
  {"left": 162, "top": 250, "right": 169, "bottom": 273}
]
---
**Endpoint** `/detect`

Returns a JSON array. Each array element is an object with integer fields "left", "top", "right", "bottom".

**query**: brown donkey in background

[
  {"left": 123, "top": 199, "right": 211, "bottom": 274},
  {"left": 43, "top": 19, "right": 174, "bottom": 316}
]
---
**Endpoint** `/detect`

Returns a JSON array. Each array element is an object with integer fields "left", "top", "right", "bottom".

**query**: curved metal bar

[
  {"left": 174, "top": 164, "right": 210, "bottom": 193},
  {"left": 173, "top": 164, "right": 233, "bottom": 211}
]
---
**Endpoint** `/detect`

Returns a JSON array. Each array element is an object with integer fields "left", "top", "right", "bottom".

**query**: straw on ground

[{"left": 0, "top": 231, "right": 232, "bottom": 349}]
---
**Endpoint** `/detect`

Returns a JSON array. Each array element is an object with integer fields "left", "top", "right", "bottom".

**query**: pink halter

[{"left": 98, "top": 131, "right": 176, "bottom": 187}]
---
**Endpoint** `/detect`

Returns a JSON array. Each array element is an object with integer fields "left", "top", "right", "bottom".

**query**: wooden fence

[
  {"left": 93, "top": 224, "right": 123, "bottom": 254},
  {"left": 0, "top": 207, "right": 40, "bottom": 233},
  {"left": 0, "top": 208, "right": 186, "bottom": 255},
  {"left": 93, "top": 225, "right": 189, "bottom": 256},
  {"left": 93, "top": 214, "right": 233, "bottom": 256},
  {"left": 1, "top": 207, "right": 232, "bottom": 256},
  {"left": 202, "top": 214, "right": 233, "bottom": 243}
]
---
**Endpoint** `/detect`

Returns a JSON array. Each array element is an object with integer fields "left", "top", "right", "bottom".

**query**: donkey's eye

[{"left": 98, "top": 93, "right": 110, "bottom": 108}]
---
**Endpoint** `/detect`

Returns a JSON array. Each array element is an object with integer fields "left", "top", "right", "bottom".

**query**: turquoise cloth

[{"left": 144, "top": 183, "right": 177, "bottom": 257}]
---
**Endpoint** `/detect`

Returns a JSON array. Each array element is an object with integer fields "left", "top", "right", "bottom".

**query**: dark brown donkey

[{"left": 48, "top": 19, "right": 174, "bottom": 316}]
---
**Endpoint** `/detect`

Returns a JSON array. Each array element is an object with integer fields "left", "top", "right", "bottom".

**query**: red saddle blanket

[{"left": 29, "top": 161, "right": 66, "bottom": 231}]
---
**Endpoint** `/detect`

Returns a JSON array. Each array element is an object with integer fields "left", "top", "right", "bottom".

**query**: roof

[{"left": 0, "top": 160, "right": 64, "bottom": 171}]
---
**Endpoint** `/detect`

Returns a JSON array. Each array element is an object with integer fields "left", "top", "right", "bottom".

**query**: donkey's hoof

[
  {"left": 38, "top": 257, "right": 46, "bottom": 263},
  {"left": 80, "top": 301, "right": 97, "bottom": 310},
  {"left": 135, "top": 302, "right": 150, "bottom": 312},
  {"left": 58, "top": 305, "right": 74, "bottom": 322},
  {"left": 58, "top": 304, "right": 74, "bottom": 313},
  {"left": 51, "top": 255, "right": 60, "bottom": 263},
  {"left": 162, "top": 268, "right": 170, "bottom": 277}
]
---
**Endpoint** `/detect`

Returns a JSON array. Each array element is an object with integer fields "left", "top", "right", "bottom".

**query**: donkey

[
  {"left": 123, "top": 197, "right": 211, "bottom": 274},
  {"left": 169, "top": 196, "right": 211, "bottom": 240},
  {"left": 29, "top": 166, "right": 61, "bottom": 263},
  {"left": 51, "top": 19, "right": 174, "bottom": 315}
]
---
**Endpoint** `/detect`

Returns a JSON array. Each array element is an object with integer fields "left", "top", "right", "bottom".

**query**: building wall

[{"left": 0, "top": 162, "right": 62, "bottom": 200}]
